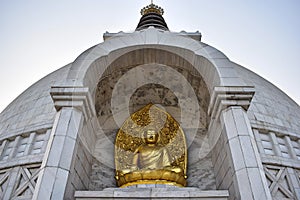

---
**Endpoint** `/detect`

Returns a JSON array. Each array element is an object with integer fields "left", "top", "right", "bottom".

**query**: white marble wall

[{"left": 0, "top": 64, "right": 71, "bottom": 136}]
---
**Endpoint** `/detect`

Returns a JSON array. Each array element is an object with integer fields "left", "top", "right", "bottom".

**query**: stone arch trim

[{"left": 65, "top": 28, "right": 245, "bottom": 102}]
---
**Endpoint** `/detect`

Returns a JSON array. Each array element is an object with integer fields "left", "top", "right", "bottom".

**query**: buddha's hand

[
  {"left": 130, "top": 166, "right": 139, "bottom": 171},
  {"left": 165, "top": 166, "right": 183, "bottom": 174}
]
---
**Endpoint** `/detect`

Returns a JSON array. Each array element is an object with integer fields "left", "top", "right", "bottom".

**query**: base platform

[{"left": 75, "top": 187, "right": 229, "bottom": 200}]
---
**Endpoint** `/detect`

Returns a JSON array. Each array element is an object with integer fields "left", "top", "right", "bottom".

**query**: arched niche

[
  {"left": 90, "top": 48, "right": 216, "bottom": 190},
  {"left": 95, "top": 48, "right": 210, "bottom": 133}
]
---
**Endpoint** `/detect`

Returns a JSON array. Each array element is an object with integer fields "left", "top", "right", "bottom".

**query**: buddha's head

[{"left": 144, "top": 129, "right": 159, "bottom": 145}]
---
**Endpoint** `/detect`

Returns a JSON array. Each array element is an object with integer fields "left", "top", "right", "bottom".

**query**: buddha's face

[{"left": 145, "top": 130, "right": 159, "bottom": 144}]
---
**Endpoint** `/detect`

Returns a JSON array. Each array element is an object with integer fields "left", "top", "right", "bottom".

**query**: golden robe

[{"left": 134, "top": 145, "right": 171, "bottom": 170}]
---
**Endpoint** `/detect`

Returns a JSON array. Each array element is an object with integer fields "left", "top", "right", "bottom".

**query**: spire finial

[
  {"left": 141, "top": 1, "right": 164, "bottom": 15},
  {"left": 136, "top": 1, "right": 168, "bottom": 31}
]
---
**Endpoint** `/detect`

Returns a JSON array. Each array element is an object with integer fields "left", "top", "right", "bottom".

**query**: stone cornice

[
  {"left": 50, "top": 86, "right": 96, "bottom": 121},
  {"left": 208, "top": 86, "right": 255, "bottom": 120}
]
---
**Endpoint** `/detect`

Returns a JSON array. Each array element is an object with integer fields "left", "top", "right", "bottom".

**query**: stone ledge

[
  {"left": 75, "top": 188, "right": 229, "bottom": 199},
  {"left": 50, "top": 86, "right": 96, "bottom": 121},
  {"left": 208, "top": 86, "right": 255, "bottom": 120}
]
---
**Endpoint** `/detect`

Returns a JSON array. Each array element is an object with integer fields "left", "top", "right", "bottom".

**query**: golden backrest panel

[{"left": 114, "top": 103, "right": 187, "bottom": 187}]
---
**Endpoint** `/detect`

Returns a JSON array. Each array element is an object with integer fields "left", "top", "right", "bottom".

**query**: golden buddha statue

[
  {"left": 131, "top": 129, "right": 182, "bottom": 173},
  {"left": 115, "top": 104, "right": 187, "bottom": 187}
]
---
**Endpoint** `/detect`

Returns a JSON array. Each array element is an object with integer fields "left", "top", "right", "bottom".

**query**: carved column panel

[
  {"left": 32, "top": 87, "right": 95, "bottom": 200},
  {"left": 208, "top": 86, "right": 272, "bottom": 200}
]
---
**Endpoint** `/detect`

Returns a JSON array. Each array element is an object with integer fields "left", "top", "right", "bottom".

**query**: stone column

[
  {"left": 32, "top": 87, "right": 95, "bottom": 200},
  {"left": 208, "top": 86, "right": 272, "bottom": 200}
]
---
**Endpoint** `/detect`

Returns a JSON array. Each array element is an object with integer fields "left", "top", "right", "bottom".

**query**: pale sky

[{"left": 0, "top": 0, "right": 299, "bottom": 113}]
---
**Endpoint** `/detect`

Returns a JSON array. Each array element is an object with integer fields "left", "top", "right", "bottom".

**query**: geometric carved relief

[
  {"left": 0, "top": 169, "right": 10, "bottom": 198},
  {"left": 259, "top": 132, "right": 275, "bottom": 156},
  {"left": 264, "top": 165, "right": 294, "bottom": 199},
  {"left": 11, "top": 164, "right": 41, "bottom": 199},
  {"left": 277, "top": 136, "right": 291, "bottom": 159},
  {"left": 0, "top": 140, "right": 14, "bottom": 161},
  {"left": 258, "top": 131, "right": 300, "bottom": 160},
  {"left": 291, "top": 139, "right": 300, "bottom": 160},
  {"left": 296, "top": 169, "right": 300, "bottom": 191},
  {"left": 0, "top": 129, "right": 50, "bottom": 163}
]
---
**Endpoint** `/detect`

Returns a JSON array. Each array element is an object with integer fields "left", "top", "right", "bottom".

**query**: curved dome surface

[
  {"left": 234, "top": 63, "right": 300, "bottom": 133},
  {"left": 0, "top": 64, "right": 72, "bottom": 136}
]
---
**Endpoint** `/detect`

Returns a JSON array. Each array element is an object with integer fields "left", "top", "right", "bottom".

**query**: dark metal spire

[{"left": 136, "top": 3, "right": 169, "bottom": 31}]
